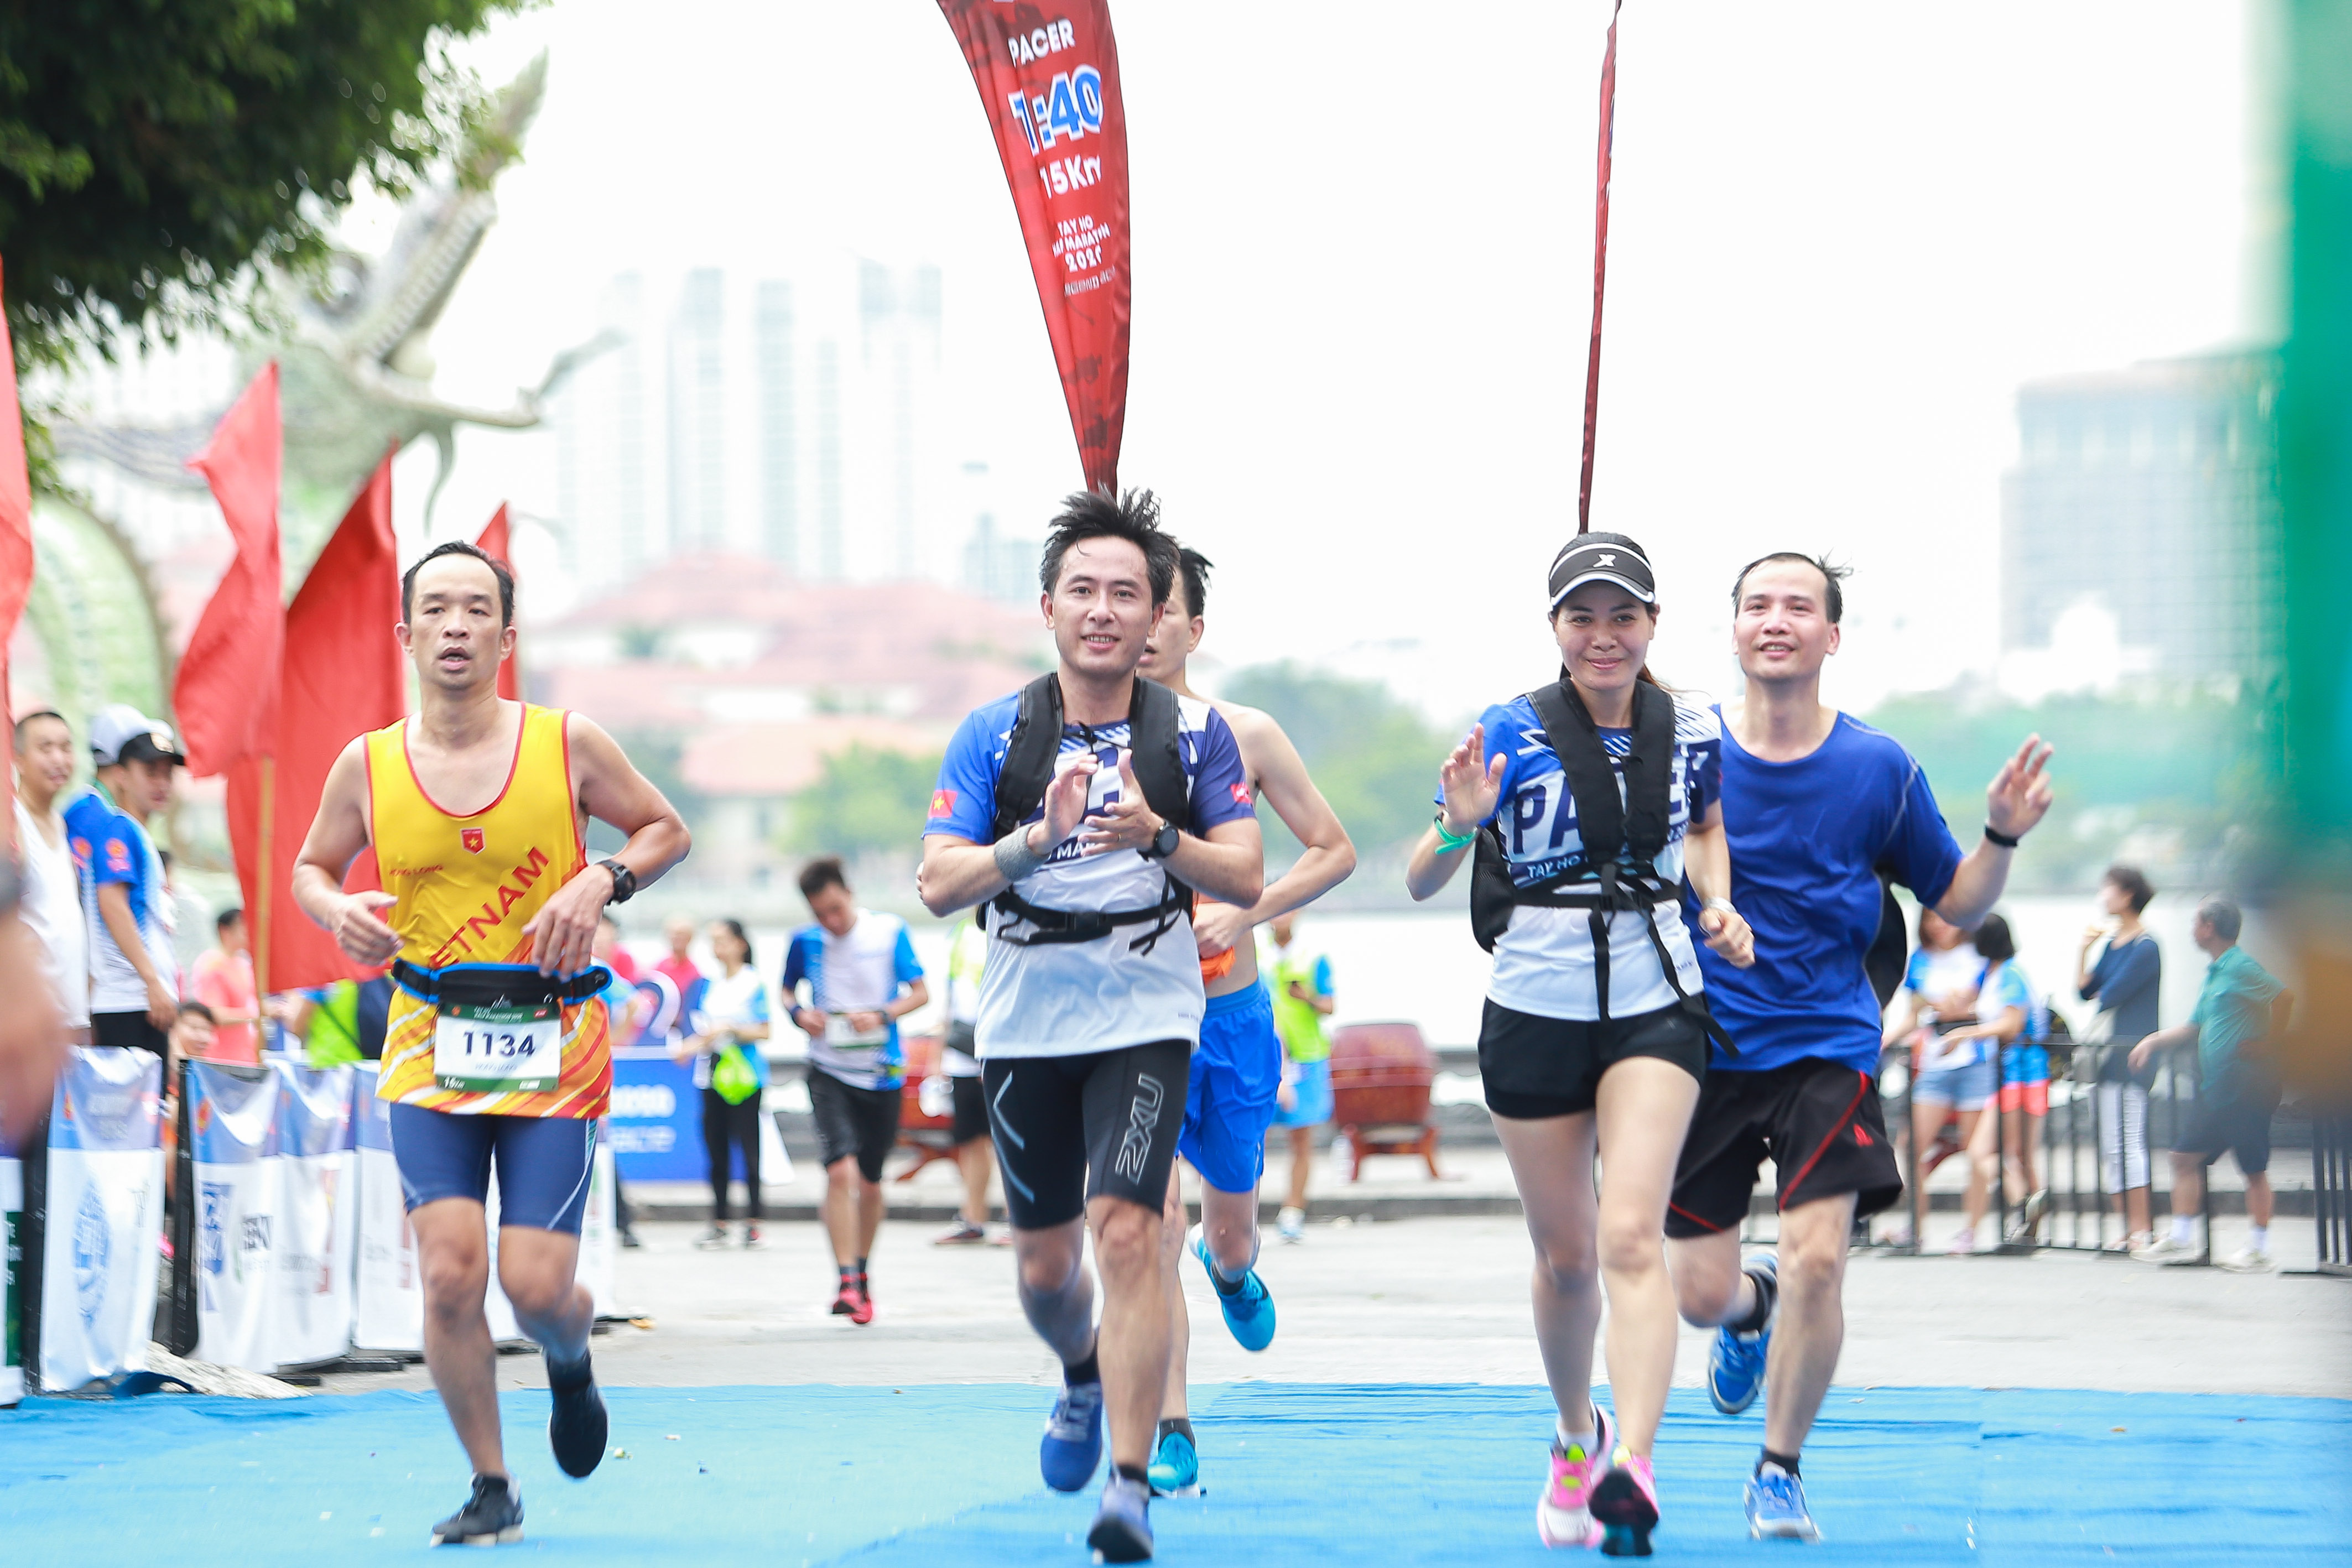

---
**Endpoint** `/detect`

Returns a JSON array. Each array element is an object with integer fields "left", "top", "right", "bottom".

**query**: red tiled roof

[
  {"left": 679, "top": 717, "right": 949, "bottom": 798},
  {"left": 530, "top": 555, "right": 1049, "bottom": 730}
]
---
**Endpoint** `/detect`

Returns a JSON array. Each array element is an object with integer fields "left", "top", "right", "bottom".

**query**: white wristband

[{"left": 1703, "top": 898, "right": 1737, "bottom": 916}]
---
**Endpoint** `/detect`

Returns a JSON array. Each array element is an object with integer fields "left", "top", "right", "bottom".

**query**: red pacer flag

[
  {"left": 226, "top": 453, "right": 403, "bottom": 991},
  {"left": 937, "top": 1, "right": 1131, "bottom": 493},
  {"left": 177, "top": 364, "right": 285, "bottom": 774},
  {"left": 0, "top": 259, "right": 31, "bottom": 812},
  {"left": 475, "top": 503, "right": 519, "bottom": 701}
]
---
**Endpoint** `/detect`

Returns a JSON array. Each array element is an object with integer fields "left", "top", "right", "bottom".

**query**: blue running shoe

[
  {"left": 1707, "top": 1253, "right": 1776, "bottom": 1416},
  {"left": 1746, "top": 1465, "right": 1822, "bottom": 1541},
  {"left": 1193, "top": 1230, "right": 1277, "bottom": 1353},
  {"left": 1147, "top": 1428, "right": 1202, "bottom": 1497},
  {"left": 1039, "top": 1381, "right": 1104, "bottom": 1493},
  {"left": 1087, "top": 1475, "right": 1154, "bottom": 1563}
]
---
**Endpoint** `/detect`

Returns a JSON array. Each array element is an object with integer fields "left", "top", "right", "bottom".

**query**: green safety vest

[{"left": 1269, "top": 948, "right": 1330, "bottom": 1064}]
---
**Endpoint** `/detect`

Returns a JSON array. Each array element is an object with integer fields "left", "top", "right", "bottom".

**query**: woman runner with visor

[{"left": 1406, "top": 533, "right": 1755, "bottom": 1557}]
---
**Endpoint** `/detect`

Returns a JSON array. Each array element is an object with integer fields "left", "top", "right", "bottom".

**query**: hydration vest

[
  {"left": 1469, "top": 676, "right": 1734, "bottom": 1053},
  {"left": 986, "top": 673, "right": 1195, "bottom": 955}
]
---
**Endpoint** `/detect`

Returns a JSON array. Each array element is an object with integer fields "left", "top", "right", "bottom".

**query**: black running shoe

[
  {"left": 547, "top": 1354, "right": 608, "bottom": 1479},
  {"left": 431, "top": 1474, "right": 523, "bottom": 1546}
]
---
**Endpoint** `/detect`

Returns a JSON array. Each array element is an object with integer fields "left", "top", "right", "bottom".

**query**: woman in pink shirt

[{"left": 188, "top": 908, "right": 262, "bottom": 1064}]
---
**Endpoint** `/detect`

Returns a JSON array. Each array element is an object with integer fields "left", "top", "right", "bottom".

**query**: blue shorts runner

[
  {"left": 1179, "top": 981, "right": 1283, "bottom": 1194},
  {"left": 388, "top": 1103, "right": 599, "bottom": 1235},
  {"left": 1273, "top": 1058, "right": 1334, "bottom": 1128}
]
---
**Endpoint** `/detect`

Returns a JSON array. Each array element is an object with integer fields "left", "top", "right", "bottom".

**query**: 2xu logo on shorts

[{"left": 1113, "top": 1074, "right": 1165, "bottom": 1182}]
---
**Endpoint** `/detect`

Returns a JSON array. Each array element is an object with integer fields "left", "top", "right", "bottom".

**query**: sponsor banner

[
  {"left": 269, "top": 1066, "right": 357, "bottom": 1366},
  {"left": 2, "top": 1156, "right": 21, "bottom": 1405},
  {"left": 608, "top": 1049, "right": 699, "bottom": 1182},
  {"left": 351, "top": 1065, "right": 421, "bottom": 1352},
  {"left": 41, "top": 1049, "right": 165, "bottom": 1391},
  {"left": 189, "top": 1062, "right": 279, "bottom": 1372},
  {"left": 936, "top": 0, "right": 1131, "bottom": 491}
]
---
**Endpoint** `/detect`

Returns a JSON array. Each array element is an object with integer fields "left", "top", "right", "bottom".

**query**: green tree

[
  {"left": 786, "top": 745, "right": 947, "bottom": 860},
  {"left": 1, "top": 0, "right": 523, "bottom": 373},
  {"left": 1221, "top": 661, "right": 1453, "bottom": 862}
]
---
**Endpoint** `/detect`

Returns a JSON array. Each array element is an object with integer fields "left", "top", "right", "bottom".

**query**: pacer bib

[{"left": 369, "top": 704, "right": 613, "bottom": 1118}]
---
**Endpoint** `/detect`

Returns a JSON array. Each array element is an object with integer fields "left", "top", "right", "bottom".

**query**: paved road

[{"left": 320, "top": 1212, "right": 2351, "bottom": 1403}]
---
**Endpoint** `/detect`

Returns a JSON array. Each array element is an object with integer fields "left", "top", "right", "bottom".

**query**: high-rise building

[
  {"left": 549, "top": 259, "right": 950, "bottom": 591},
  {"left": 667, "top": 269, "right": 727, "bottom": 554},
  {"left": 2001, "top": 351, "right": 2282, "bottom": 684},
  {"left": 551, "top": 271, "right": 660, "bottom": 586},
  {"left": 755, "top": 281, "right": 799, "bottom": 571}
]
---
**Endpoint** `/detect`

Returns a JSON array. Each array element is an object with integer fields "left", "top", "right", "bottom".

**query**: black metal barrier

[{"left": 2314, "top": 1113, "right": 2352, "bottom": 1276}]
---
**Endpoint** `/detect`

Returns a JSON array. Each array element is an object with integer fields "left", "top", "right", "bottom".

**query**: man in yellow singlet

[
  {"left": 292, "top": 541, "right": 690, "bottom": 1548},
  {"left": 1131, "top": 544, "right": 1356, "bottom": 1499}
]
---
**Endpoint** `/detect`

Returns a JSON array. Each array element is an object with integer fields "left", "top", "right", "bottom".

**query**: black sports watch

[
  {"left": 1140, "top": 819, "right": 1182, "bottom": 861},
  {"left": 595, "top": 857, "right": 639, "bottom": 904}
]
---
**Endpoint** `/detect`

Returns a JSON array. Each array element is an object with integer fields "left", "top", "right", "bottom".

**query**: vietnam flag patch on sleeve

[{"left": 929, "top": 788, "right": 958, "bottom": 820}]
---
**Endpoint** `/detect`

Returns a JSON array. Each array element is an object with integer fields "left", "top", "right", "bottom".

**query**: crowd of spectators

[{"left": 1877, "top": 862, "right": 2292, "bottom": 1272}]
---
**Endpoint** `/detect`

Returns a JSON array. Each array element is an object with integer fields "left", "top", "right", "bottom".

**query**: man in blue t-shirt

[
  {"left": 919, "top": 489, "right": 1263, "bottom": 1564},
  {"left": 1666, "top": 553, "right": 2053, "bottom": 1543},
  {"left": 64, "top": 705, "right": 186, "bottom": 1061},
  {"left": 780, "top": 856, "right": 928, "bottom": 1323}
]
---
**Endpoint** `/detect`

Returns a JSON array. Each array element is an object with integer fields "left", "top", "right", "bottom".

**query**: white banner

[
  {"left": 351, "top": 1066, "right": 422, "bottom": 1353},
  {"left": 189, "top": 1062, "right": 281, "bottom": 1373},
  {"left": 41, "top": 1049, "right": 165, "bottom": 1392},
  {"left": 2, "top": 1156, "right": 22, "bottom": 1406},
  {"left": 268, "top": 1066, "right": 357, "bottom": 1367},
  {"left": 580, "top": 1138, "right": 621, "bottom": 1320}
]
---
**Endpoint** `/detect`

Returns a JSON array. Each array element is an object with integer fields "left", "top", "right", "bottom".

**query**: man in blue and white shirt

[
  {"left": 64, "top": 705, "right": 185, "bottom": 1062},
  {"left": 919, "top": 489, "right": 1262, "bottom": 1562},
  {"left": 780, "top": 857, "right": 928, "bottom": 1320}
]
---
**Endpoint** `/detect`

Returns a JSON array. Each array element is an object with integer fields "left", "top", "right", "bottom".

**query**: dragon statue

[{"left": 24, "top": 52, "right": 606, "bottom": 735}]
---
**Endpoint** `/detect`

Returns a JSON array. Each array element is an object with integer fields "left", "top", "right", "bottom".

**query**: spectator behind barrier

[
  {"left": 2077, "top": 864, "right": 2162, "bottom": 1254},
  {"left": 2129, "top": 897, "right": 2293, "bottom": 1273}
]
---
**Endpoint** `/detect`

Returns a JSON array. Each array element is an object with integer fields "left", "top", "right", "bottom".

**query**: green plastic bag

[{"left": 710, "top": 1043, "right": 761, "bottom": 1106}]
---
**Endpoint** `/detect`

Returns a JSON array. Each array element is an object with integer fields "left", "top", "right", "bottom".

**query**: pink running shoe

[
  {"left": 1536, "top": 1404, "right": 1614, "bottom": 1548},
  {"left": 1589, "top": 1450, "right": 1661, "bottom": 1557}
]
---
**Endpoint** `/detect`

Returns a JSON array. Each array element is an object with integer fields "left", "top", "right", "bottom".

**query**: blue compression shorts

[
  {"left": 1179, "top": 981, "right": 1283, "bottom": 1194},
  {"left": 388, "top": 1103, "right": 599, "bottom": 1235}
]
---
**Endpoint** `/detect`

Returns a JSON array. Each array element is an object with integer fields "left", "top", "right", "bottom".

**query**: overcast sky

[{"left": 409, "top": 0, "right": 2272, "bottom": 721}]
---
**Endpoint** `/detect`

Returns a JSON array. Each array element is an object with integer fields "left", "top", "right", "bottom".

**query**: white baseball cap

[{"left": 88, "top": 704, "right": 186, "bottom": 768}]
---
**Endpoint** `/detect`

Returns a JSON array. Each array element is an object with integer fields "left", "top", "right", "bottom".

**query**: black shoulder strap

[
  {"left": 990, "top": 674, "right": 1065, "bottom": 844},
  {"left": 1526, "top": 676, "right": 1673, "bottom": 866},
  {"left": 1127, "top": 677, "right": 1191, "bottom": 830}
]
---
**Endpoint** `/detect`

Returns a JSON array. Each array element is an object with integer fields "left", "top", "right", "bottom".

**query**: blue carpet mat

[{"left": 4, "top": 1382, "right": 2346, "bottom": 1565}]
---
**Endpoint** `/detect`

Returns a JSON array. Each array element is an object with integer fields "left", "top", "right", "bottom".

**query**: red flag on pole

[
  {"left": 176, "top": 364, "right": 285, "bottom": 773},
  {"left": 475, "top": 503, "right": 519, "bottom": 701},
  {"left": 0, "top": 259, "right": 32, "bottom": 816},
  {"left": 937, "top": 2, "right": 1131, "bottom": 493},
  {"left": 1577, "top": 0, "right": 1622, "bottom": 535},
  {"left": 226, "top": 453, "right": 403, "bottom": 992}
]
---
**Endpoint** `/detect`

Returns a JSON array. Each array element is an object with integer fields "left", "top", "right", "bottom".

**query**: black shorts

[
  {"left": 981, "top": 1040, "right": 1190, "bottom": 1231},
  {"left": 808, "top": 1066, "right": 903, "bottom": 1183},
  {"left": 1666, "top": 1058, "right": 1902, "bottom": 1237},
  {"left": 93, "top": 1010, "right": 169, "bottom": 1058},
  {"left": 1477, "top": 999, "right": 1709, "bottom": 1121},
  {"left": 949, "top": 1074, "right": 990, "bottom": 1145},
  {"left": 2178, "top": 1073, "right": 2282, "bottom": 1175}
]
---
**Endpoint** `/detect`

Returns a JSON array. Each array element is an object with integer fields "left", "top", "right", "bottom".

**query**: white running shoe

[
  {"left": 1943, "top": 1227, "right": 1977, "bottom": 1256},
  {"left": 1277, "top": 1207, "right": 1306, "bottom": 1243},
  {"left": 2218, "top": 1246, "right": 2277, "bottom": 1274},
  {"left": 2132, "top": 1235, "right": 2198, "bottom": 1265}
]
